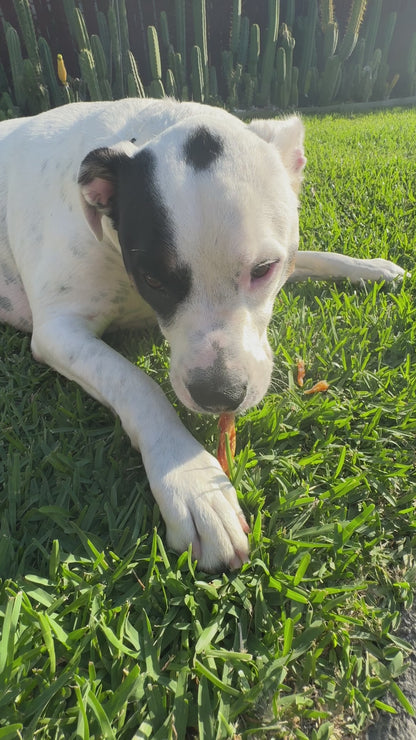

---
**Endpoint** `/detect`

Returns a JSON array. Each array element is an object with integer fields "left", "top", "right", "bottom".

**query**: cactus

[
  {"left": 108, "top": 3, "right": 124, "bottom": 98},
  {"left": 209, "top": 65, "right": 219, "bottom": 102},
  {"left": 192, "top": 0, "right": 209, "bottom": 98},
  {"left": 241, "top": 72, "right": 255, "bottom": 107},
  {"left": 72, "top": 7, "right": 91, "bottom": 52},
  {"left": 96, "top": 10, "right": 111, "bottom": 63},
  {"left": 160, "top": 11, "right": 170, "bottom": 51},
  {"left": 79, "top": 49, "right": 101, "bottom": 101},
  {"left": 257, "top": 0, "right": 280, "bottom": 106},
  {"left": 231, "top": 0, "right": 242, "bottom": 56},
  {"left": 290, "top": 65, "right": 299, "bottom": 106},
  {"left": 298, "top": 0, "right": 318, "bottom": 97},
  {"left": 117, "top": 0, "right": 131, "bottom": 78},
  {"left": 323, "top": 21, "right": 339, "bottom": 60},
  {"left": 22, "top": 58, "right": 50, "bottom": 113},
  {"left": 147, "top": 26, "right": 162, "bottom": 81},
  {"left": 363, "top": 0, "right": 382, "bottom": 65},
  {"left": 406, "top": 32, "right": 416, "bottom": 96},
  {"left": 38, "top": 37, "right": 62, "bottom": 107},
  {"left": 279, "top": 23, "right": 295, "bottom": 108},
  {"left": 126, "top": 51, "right": 145, "bottom": 98},
  {"left": 91, "top": 34, "right": 110, "bottom": 98},
  {"left": 0, "top": 91, "right": 18, "bottom": 120},
  {"left": 248, "top": 23, "right": 260, "bottom": 78},
  {"left": 319, "top": 0, "right": 335, "bottom": 31},
  {"left": 149, "top": 78, "right": 165, "bottom": 98},
  {"left": 284, "top": 0, "right": 295, "bottom": 31},
  {"left": 381, "top": 11, "right": 397, "bottom": 60},
  {"left": 13, "top": 0, "right": 41, "bottom": 74},
  {"left": 169, "top": 49, "right": 184, "bottom": 98},
  {"left": 318, "top": 53, "right": 341, "bottom": 104},
  {"left": 338, "top": 0, "right": 367, "bottom": 62},
  {"left": 275, "top": 46, "right": 287, "bottom": 108},
  {"left": 165, "top": 68, "right": 177, "bottom": 98},
  {"left": 191, "top": 45, "right": 204, "bottom": 102},
  {"left": 222, "top": 49, "right": 233, "bottom": 101},
  {"left": 175, "top": 0, "right": 187, "bottom": 79},
  {"left": 238, "top": 16, "right": 250, "bottom": 68},
  {"left": 5, "top": 24, "right": 26, "bottom": 110}
]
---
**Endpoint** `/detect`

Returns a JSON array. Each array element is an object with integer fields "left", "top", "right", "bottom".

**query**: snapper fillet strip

[{"left": 217, "top": 413, "right": 236, "bottom": 477}]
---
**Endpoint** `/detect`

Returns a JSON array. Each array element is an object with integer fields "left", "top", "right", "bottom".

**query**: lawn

[{"left": 1, "top": 108, "right": 415, "bottom": 739}]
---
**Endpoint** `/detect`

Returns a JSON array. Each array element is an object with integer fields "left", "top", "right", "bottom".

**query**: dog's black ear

[
  {"left": 78, "top": 144, "right": 135, "bottom": 240},
  {"left": 247, "top": 117, "right": 306, "bottom": 194}
]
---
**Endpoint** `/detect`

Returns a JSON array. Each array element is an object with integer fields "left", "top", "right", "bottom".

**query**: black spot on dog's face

[
  {"left": 184, "top": 126, "right": 224, "bottom": 171},
  {"left": 116, "top": 149, "right": 191, "bottom": 324}
]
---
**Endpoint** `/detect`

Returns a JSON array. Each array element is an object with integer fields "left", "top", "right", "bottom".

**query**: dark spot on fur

[
  {"left": 0, "top": 296, "right": 13, "bottom": 311},
  {"left": 117, "top": 149, "right": 191, "bottom": 323},
  {"left": 184, "top": 127, "right": 224, "bottom": 171},
  {"left": 130, "top": 137, "right": 136, "bottom": 143}
]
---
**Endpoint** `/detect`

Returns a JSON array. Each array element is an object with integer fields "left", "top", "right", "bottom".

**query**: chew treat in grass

[
  {"left": 217, "top": 413, "right": 236, "bottom": 477},
  {"left": 297, "top": 359, "right": 306, "bottom": 386},
  {"left": 304, "top": 380, "right": 330, "bottom": 395}
]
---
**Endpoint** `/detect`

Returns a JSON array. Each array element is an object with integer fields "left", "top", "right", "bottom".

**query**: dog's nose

[{"left": 187, "top": 376, "right": 247, "bottom": 413}]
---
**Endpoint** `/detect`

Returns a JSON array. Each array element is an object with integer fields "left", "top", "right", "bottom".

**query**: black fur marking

[
  {"left": 79, "top": 147, "right": 191, "bottom": 323},
  {"left": 184, "top": 127, "right": 224, "bottom": 171},
  {"left": 115, "top": 149, "right": 191, "bottom": 323}
]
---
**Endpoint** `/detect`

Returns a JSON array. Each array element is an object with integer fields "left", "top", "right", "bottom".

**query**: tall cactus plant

[
  {"left": 192, "top": 0, "right": 209, "bottom": 99},
  {"left": 257, "top": 0, "right": 280, "bottom": 106}
]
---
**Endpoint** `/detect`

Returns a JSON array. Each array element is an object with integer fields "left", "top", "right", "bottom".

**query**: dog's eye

[
  {"left": 251, "top": 261, "right": 276, "bottom": 282},
  {"left": 144, "top": 274, "right": 164, "bottom": 290}
]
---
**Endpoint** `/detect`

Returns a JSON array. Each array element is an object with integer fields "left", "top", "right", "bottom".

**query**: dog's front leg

[
  {"left": 31, "top": 315, "right": 250, "bottom": 572},
  {"left": 290, "top": 250, "right": 406, "bottom": 283}
]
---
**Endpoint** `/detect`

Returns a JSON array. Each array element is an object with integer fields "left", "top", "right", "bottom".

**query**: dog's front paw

[{"left": 155, "top": 450, "right": 250, "bottom": 572}]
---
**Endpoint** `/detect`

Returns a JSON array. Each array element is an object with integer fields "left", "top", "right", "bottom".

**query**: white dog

[{"left": 0, "top": 99, "right": 404, "bottom": 571}]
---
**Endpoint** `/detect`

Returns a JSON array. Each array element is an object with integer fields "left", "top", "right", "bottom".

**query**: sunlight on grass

[{"left": 1, "top": 109, "right": 415, "bottom": 738}]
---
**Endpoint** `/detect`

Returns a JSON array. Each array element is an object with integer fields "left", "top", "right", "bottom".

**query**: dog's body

[{"left": 0, "top": 99, "right": 404, "bottom": 570}]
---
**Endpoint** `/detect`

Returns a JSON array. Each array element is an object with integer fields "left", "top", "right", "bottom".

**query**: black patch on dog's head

[
  {"left": 184, "top": 127, "right": 224, "bottom": 171},
  {"left": 115, "top": 149, "right": 191, "bottom": 323}
]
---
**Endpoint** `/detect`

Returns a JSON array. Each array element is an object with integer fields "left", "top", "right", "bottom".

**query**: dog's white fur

[{"left": 0, "top": 99, "right": 405, "bottom": 571}]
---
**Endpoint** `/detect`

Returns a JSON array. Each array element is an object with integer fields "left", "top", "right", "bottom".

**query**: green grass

[{"left": 1, "top": 108, "right": 416, "bottom": 739}]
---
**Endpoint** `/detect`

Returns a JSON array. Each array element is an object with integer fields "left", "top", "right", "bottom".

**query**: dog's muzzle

[{"left": 187, "top": 369, "right": 247, "bottom": 413}]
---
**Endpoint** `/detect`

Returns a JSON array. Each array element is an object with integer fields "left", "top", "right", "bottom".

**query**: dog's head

[{"left": 79, "top": 112, "right": 305, "bottom": 414}]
